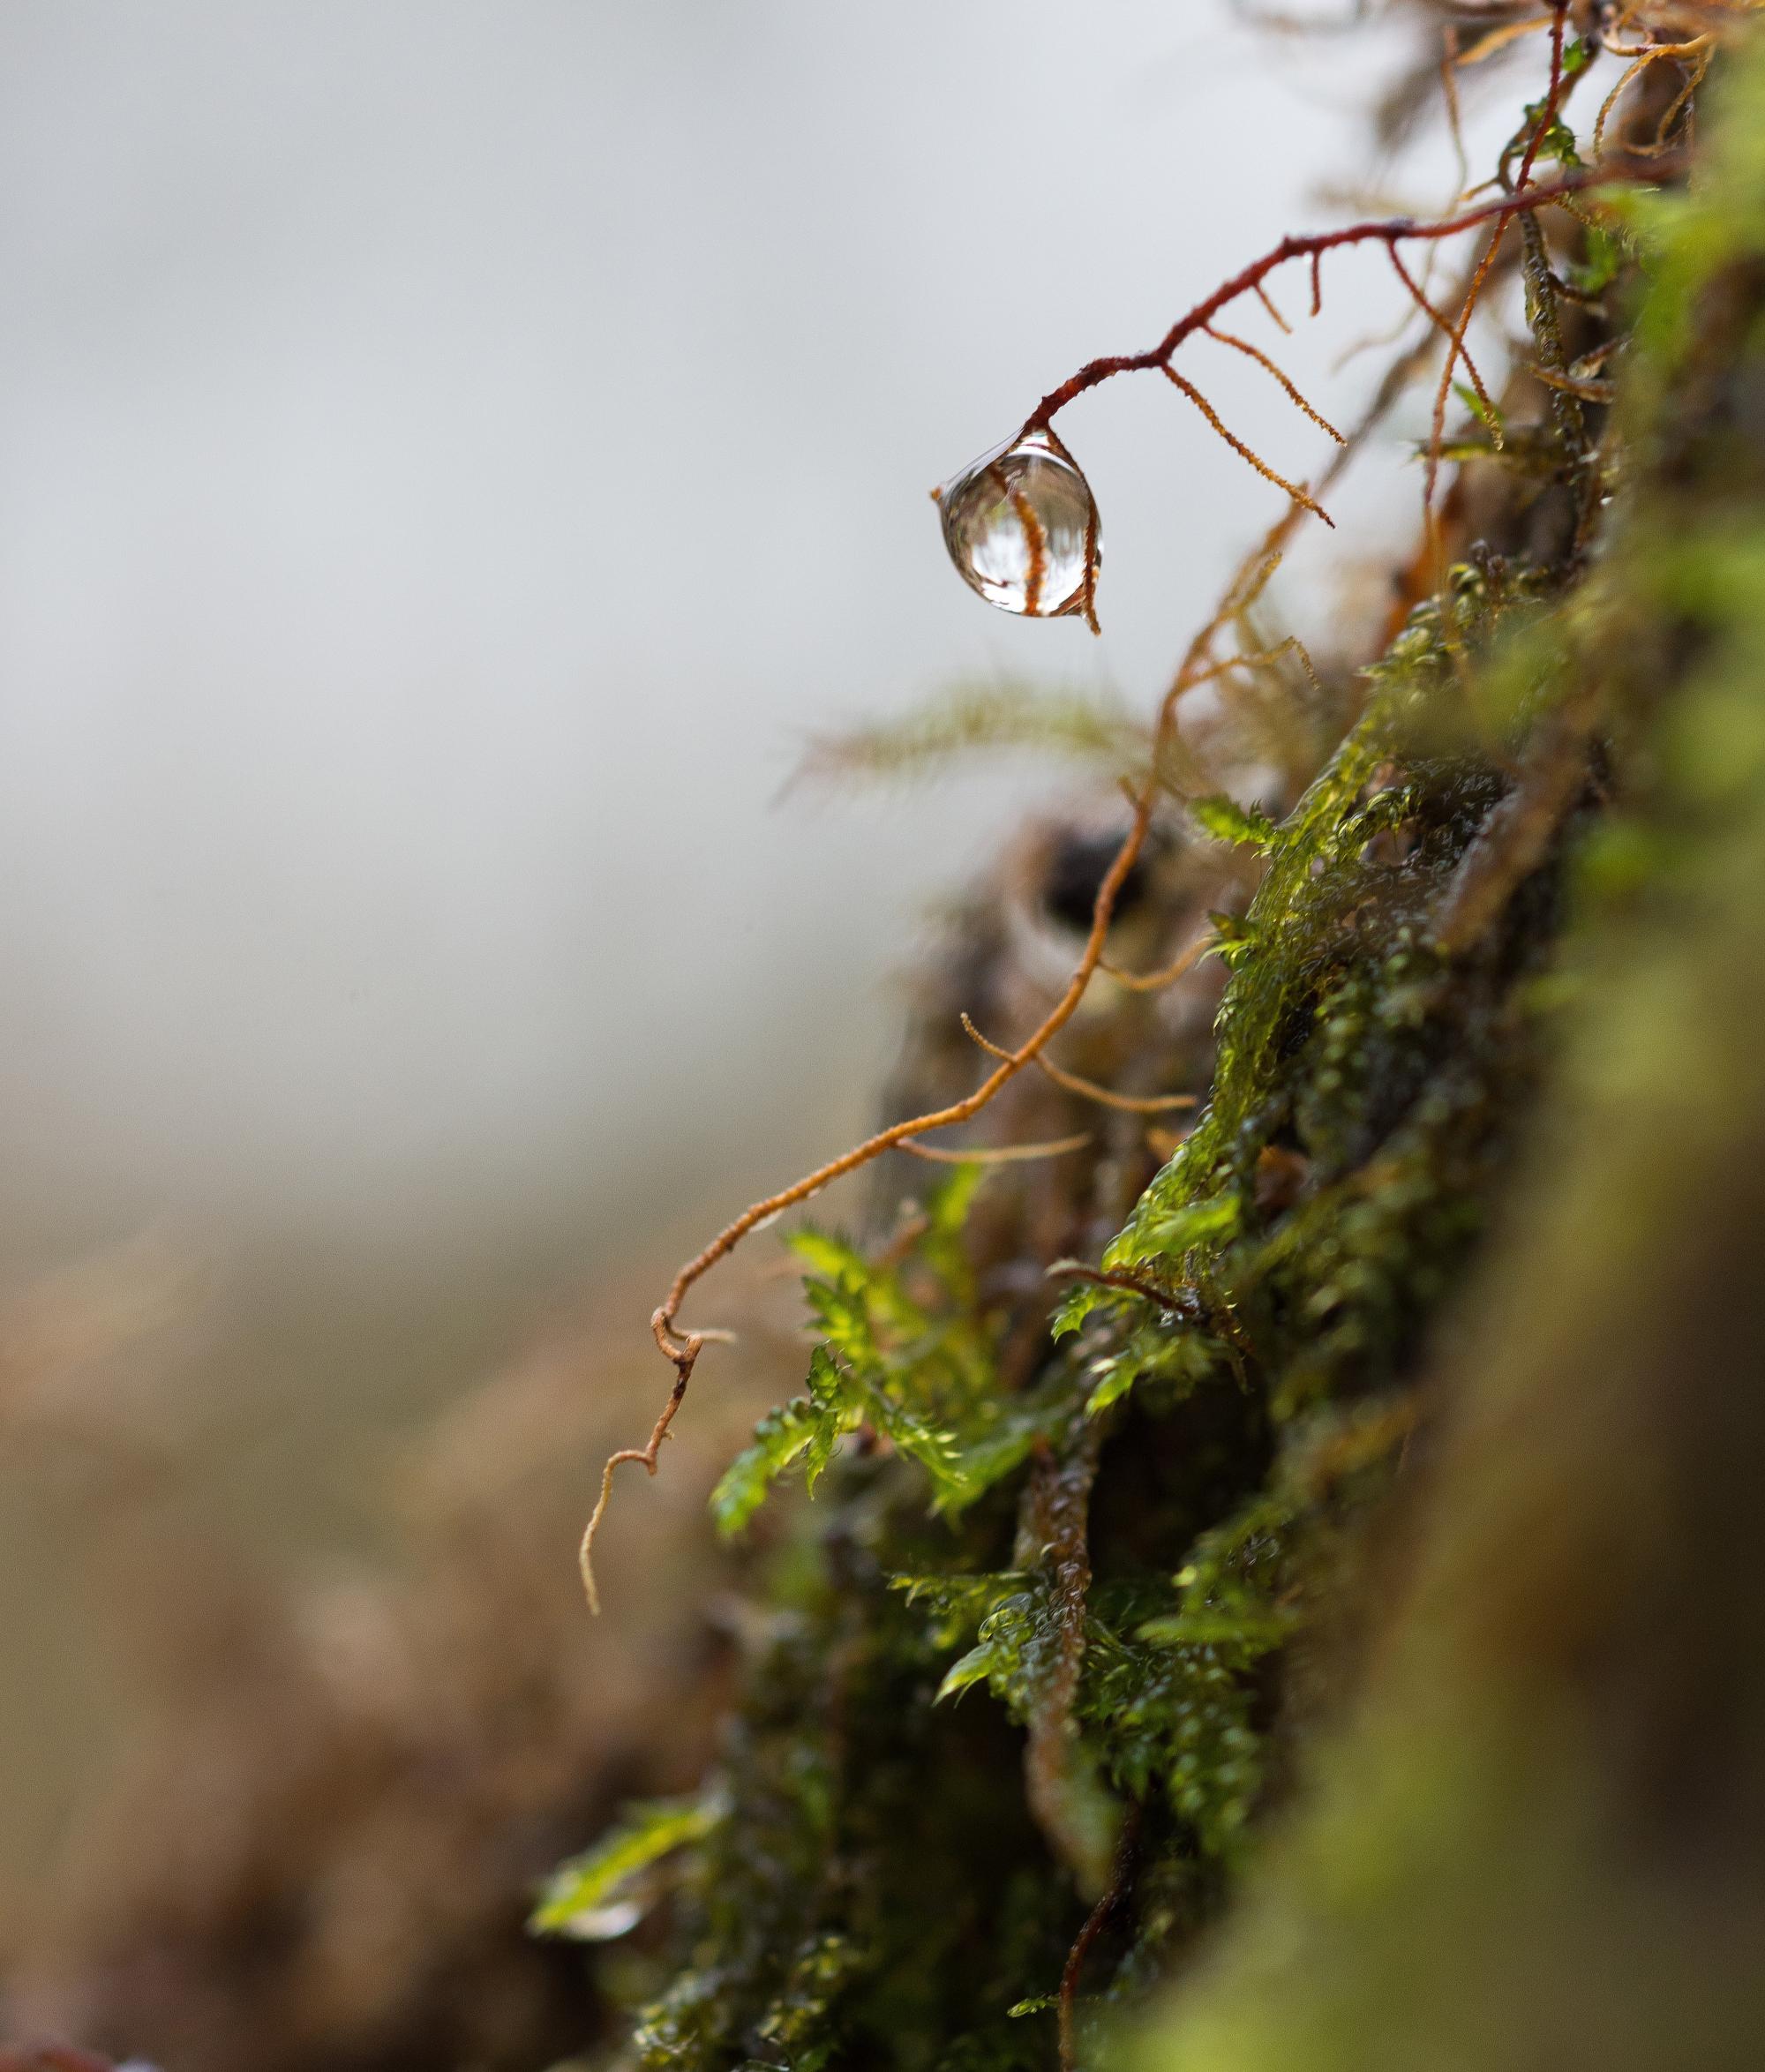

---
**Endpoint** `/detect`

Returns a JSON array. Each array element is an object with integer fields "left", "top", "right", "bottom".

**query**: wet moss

[{"left": 538, "top": 28, "right": 1765, "bottom": 2072}]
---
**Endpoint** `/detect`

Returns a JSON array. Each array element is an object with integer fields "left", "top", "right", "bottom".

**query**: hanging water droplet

[{"left": 938, "top": 428, "right": 1100, "bottom": 622}]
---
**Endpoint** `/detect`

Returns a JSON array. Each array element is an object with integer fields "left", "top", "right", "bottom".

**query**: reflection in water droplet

[{"left": 939, "top": 429, "right": 1100, "bottom": 621}]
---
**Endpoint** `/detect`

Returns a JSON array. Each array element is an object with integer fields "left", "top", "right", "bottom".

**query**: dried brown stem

[
  {"left": 1007, "top": 481, "right": 1049, "bottom": 618},
  {"left": 1204, "top": 322, "right": 1348, "bottom": 443},
  {"left": 1253, "top": 278, "right": 1292, "bottom": 333},
  {"left": 1388, "top": 244, "right": 1502, "bottom": 492},
  {"left": 1457, "top": 13, "right": 1554, "bottom": 67},
  {"left": 1037, "top": 1058, "right": 1198, "bottom": 1115},
  {"left": 1057, "top": 1800, "right": 1144, "bottom": 2072},
  {"left": 1442, "top": 24, "right": 1469, "bottom": 197},
  {"left": 900, "top": 1131, "right": 1092, "bottom": 1166},
  {"left": 1048, "top": 1260, "right": 1199, "bottom": 1320},
  {"left": 958, "top": 1012, "right": 1198, "bottom": 1114},
  {"left": 1100, "top": 924, "right": 1218, "bottom": 993},
  {"left": 1017, "top": 162, "right": 1656, "bottom": 443},
  {"left": 578, "top": 1321, "right": 695, "bottom": 1613},
  {"left": 1631, "top": 52, "right": 1709, "bottom": 154},
  {"left": 580, "top": 777, "right": 1157, "bottom": 1608},
  {"left": 1423, "top": 2, "right": 1571, "bottom": 509},
  {"left": 1017, "top": 1419, "right": 1111, "bottom": 1895},
  {"left": 1163, "top": 365, "right": 1335, "bottom": 527}
]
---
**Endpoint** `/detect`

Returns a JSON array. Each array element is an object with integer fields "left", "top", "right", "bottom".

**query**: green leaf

[
  {"left": 785, "top": 1224, "right": 876, "bottom": 1287},
  {"left": 926, "top": 1160, "right": 990, "bottom": 1241},
  {"left": 1051, "top": 1280, "right": 1109, "bottom": 1340},
  {"left": 531, "top": 1792, "right": 722, "bottom": 1939},
  {"left": 1190, "top": 792, "right": 1278, "bottom": 851},
  {"left": 946, "top": 1370, "right": 1080, "bottom": 1504},
  {"left": 935, "top": 1639, "right": 1003, "bottom": 1702},
  {"left": 801, "top": 1344, "right": 847, "bottom": 1493},
  {"left": 1453, "top": 380, "right": 1506, "bottom": 439},
  {"left": 1137, "top": 1608, "right": 1297, "bottom": 1651},
  {"left": 1567, "top": 221, "right": 1623, "bottom": 297},
  {"left": 1084, "top": 1354, "right": 1140, "bottom": 1417},
  {"left": 1106, "top": 1189, "right": 1242, "bottom": 1269},
  {"left": 711, "top": 1398, "right": 823, "bottom": 1536}
]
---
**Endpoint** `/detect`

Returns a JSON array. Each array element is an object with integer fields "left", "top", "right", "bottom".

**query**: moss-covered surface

[{"left": 540, "top": 26, "right": 1765, "bottom": 2072}]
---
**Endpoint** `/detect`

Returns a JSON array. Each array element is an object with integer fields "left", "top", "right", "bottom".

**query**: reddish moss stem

[{"left": 1018, "top": 162, "right": 1656, "bottom": 438}]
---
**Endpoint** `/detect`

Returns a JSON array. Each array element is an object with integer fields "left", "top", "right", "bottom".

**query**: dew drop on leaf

[{"left": 938, "top": 428, "right": 1100, "bottom": 621}]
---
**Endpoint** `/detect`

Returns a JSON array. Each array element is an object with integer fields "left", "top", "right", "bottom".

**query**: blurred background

[{"left": 0, "top": 0, "right": 1502, "bottom": 1990}]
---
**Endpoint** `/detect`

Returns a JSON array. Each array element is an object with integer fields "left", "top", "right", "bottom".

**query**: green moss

[
  {"left": 548, "top": 586, "right": 1572, "bottom": 2068},
  {"left": 1119, "top": 49, "right": 1765, "bottom": 2072},
  {"left": 537, "top": 30, "right": 1765, "bottom": 2072}
]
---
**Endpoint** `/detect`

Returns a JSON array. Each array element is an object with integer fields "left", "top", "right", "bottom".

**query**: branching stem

[{"left": 1018, "top": 161, "right": 1650, "bottom": 439}]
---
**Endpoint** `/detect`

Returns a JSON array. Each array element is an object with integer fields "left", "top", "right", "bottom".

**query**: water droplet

[{"left": 938, "top": 428, "right": 1100, "bottom": 621}]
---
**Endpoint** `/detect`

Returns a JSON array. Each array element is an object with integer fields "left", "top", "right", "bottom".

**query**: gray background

[{"left": 0, "top": 0, "right": 1498, "bottom": 1881}]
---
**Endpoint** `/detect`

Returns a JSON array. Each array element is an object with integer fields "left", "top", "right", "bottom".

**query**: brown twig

[
  {"left": 1056, "top": 1800, "right": 1145, "bottom": 2072},
  {"left": 1015, "top": 159, "right": 1665, "bottom": 551},
  {"left": 1007, "top": 480, "right": 1050, "bottom": 619},
  {"left": 1036, "top": 1058, "right": 1198, "bottom": 1115},
  {"left": 1100, "top": 924, "right": 1218, "bottom": 993},
  {"left": 1204, "top": 323, "right": 1347, "bottom": 444},
  {"left": 1626, "top": 49, "right": 1709, "bottom": 156},
  {"left": 1018, "top": 1420, "right": 1112, "bottom": 1895},
  {"left": 1387, "top": 244, "right": 1501, "bottom": 448},
  {"left": 959, "top": 1014, "right": 1198, "bottom": 1114},
  {"left": 1457, "top": 12, "right": 1555, "bottom": 68},
  {"left": 1441, "top": 23, "right": 1469, "bottom": 199},
  {"left": 1423, "top": 2, "right": 1573, "bottom": 509},
  {"left": 1162, "top": 365, "right": 1335, "bottom": 526},
  {"left": 1253, "top": 277, "right": 1292, "bottom": 333},
  {"left": 580, "top": 1323, "right": 694, "bottom": 1612},
  {"left": 1047, "top": 1260, "right": 1203, "bottom": 1322},
  {"left": 900, "top": 1130, "right": 1093, "bottom": 1166}
]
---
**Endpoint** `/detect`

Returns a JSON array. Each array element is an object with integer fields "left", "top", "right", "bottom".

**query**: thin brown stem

[
  {"left": 900, "top": 1131, "right": 1092, "bottom": 1166},
  {"left": 1018, "top": 161, "right": 1661, "bottom": 439},
  {"left": 1424, "top": 2, "right": 1571, "bottom": 510},
  {"left": 1100, "top": 925, "right": 1218, "bottom": 993},
  {"left": 1457, "top": 14, "right": 1554, "bottom": 68},
  {"left": 1056, "top": 1801, "right": 1144, "bottom": 2072},
  {"left": 1163, "top": 365, "right": 1334, "bottom": 526},
  {"left": 581, "top": 770, "right": 1156, "bottom": 1608},
  {"left": 959, "top": 1013, "right": 1198, "bottom": 1114},
  {"left": 578, "top": 1323, "right": 694, "bottom": 1613},
  {"left": 1441, "top": 24, "right": 1469, "bottom": 199},
  {"left": 1018, "top": 1419, "right": 1111, "bottom": 1894},
  {"left": 1253, "top": 278, "right": 1292, "bottom": 333},
  {"left": 1048, "top": 1261, "right": 1200, "bottom": 1320},
  {"left": 1204, "top": 322, "right": 1347, "bottom": 442},
  {"left": 1388, "top": 245, "right": 1501, "bottom": 501}
]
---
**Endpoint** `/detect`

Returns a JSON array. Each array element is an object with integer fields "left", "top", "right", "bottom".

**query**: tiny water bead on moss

[{"left": 939, "top": 428, "right": 1101, "bottom": 624}]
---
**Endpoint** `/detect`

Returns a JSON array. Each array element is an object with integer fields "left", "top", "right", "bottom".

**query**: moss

[
  {"left": 1123, "top": 31, "right": 1765, "bottom": 2072},
  {"left": 537, "top": 26, "right": 1765, "bottom": 2072}
]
